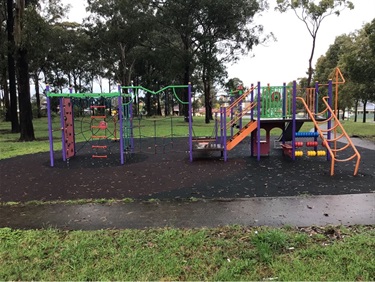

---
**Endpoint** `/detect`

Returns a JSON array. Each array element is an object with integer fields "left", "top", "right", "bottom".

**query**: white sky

[{"left": 61, "top": 0, "right": 375, "bottom": 89}]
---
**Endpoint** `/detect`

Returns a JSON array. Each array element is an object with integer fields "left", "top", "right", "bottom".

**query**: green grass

[
  {"left": 0, "top": 226, "right": 373, "bottom": 280},
  {"left": 1, "top": 116, "right": 374, "bottom": 160}
]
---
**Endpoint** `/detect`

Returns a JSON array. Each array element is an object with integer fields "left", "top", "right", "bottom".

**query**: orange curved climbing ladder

[{"left": 297, "top": 96, "right": 361, "bottom": 176}]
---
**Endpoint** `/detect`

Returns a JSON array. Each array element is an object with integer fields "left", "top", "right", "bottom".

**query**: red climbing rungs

[
  {"left": 92, "top": 145, "right": 107, "bottom": 149},
  {"left": 91, "top": 116, "right": 106, "bottom": 119},
  {"left": 92, "top": 155, "right": 107, "bottom": 158},
  {"left": 90, "top": 105, "right": 106, "bottom": 109},
  {"left": 91, "top": 135, "right": 107, "bottom": 139}
]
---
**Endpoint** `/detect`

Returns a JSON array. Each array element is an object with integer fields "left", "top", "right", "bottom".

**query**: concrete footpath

[{"left": 0, "top": 193, "right": 374, "bottom": 230}]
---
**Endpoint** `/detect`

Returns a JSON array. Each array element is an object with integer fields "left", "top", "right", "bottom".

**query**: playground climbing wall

[{"left": 62, "top": 98, "right": 75, "bottom": 159}]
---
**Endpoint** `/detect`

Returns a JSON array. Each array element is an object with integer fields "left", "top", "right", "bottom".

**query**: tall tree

[
  {"left": 0, "top": 1, "right": 9, "bottom": 120},
  {"left": 86, "top": 0, "right": 155, "bottom": 86},
  {"left": 314, "top": 34, "right": 354, "bottom": 118},
  {"left": 6, "top": 0, "right": 20, "bottom": 131},
  {"left": 276, "top": 0, "right": 354, "bottom": 87},
  {"left": 195, "top": 0, "right": 266, "bottom": 123},
  {"left": 342, "top": 22, "right": 375, "bottom": 123},
  {"left": 154, "top": 0, "right": 268, "bottom": 122},
  {"left": 14, "top": 0, "right": 34, "bottom": 141}
]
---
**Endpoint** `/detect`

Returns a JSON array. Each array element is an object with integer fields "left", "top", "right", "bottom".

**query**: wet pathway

[{"left": 1, "top": 193, "right": 374, "bottom": 230}]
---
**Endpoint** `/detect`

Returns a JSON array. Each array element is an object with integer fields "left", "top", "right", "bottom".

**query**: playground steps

[
  {"left": 91, "top": 143, "right": 108, "bottom": 158},
  {"left": 90, "top": 108, "right": 109, "bottom": 159},
  {"left": 298, "top": 96, "right": 361, "bottom": 176},
  {"left": 226, "top": 120, "right": 257, "bottom": 151}
]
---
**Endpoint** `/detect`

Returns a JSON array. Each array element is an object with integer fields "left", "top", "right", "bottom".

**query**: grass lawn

[{"left": 0, "top": 225, "right": 374, "bottom": 281}]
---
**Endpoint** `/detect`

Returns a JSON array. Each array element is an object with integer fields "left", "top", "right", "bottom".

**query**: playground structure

[
  {"left": 46, "top": 68, "right": 361, "bottom": 176},
  {"left": 45, "top": 84, "right": 190, "bottom": 166},
  {"left": 189, "top": 68, "right": 361, "bottom": 176}
]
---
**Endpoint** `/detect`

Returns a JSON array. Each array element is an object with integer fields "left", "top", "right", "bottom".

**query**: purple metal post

[
  {"left": 230, "top": 95, "right": 234, "bottom": 137},
  {"left": 59, "top": 98, "right": 66, "bottom": 161},
  {"left": 314, "top": 82, "right": 319, "bottom": 151},
  {"left": 188, "top": 83, "right": 193, "bottom": 162},
  {"left": 250, "top": 84, "right": 254, "bottom": 157},
  {"left": 223, "top": 106, "right": 227, "bottom": 161},
  {"left": 257, "top": 82, "right": 261, "bottom": 161},
  {"left": 250, "top": 84, "right": 254, "bottom": 120},
  {"left": 282, "top": 83, "right": 286, "bottom": 118},
  {"left": 129, "top": 94, "right": 134, "bottom": 153},
  {"left": 46, "top": 86, "right": 54, "bottom": 167},
  {"left": 292, "top": 81, "right": 297, "bottom": 161},
  {"left": 315, "top": 81, "right": 319, "bottom": 115},
  {"left": 220, "top": 107, "right": 224, "bottom": 146},
  {"left": 215, "top": 112, "right": 218, "bottom": 143},
  {"left": 70, "top": 87, "right": 76, "bottom": 157},
  {"left": 327, "top": 80, "right": 332, "bottom": 161},
  {"left": 239, "top": 92, "right": 243, "bottom": 130},
  {"left": 118, "top": 85, "right": 124, "bottom": 165}
]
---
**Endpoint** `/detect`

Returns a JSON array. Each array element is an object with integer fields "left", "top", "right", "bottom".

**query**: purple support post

[
  {"left": 292, "top": 81, "right": 297, "bottom": 161},
  {"left": 70, "top": 87, "right": 76, "bottom": 157},
  {"left": 282, "top": 83, "right": 286, "bottom": 118},
  {"left": 223, "top": 106, "right": 227, "bottom": 161},
  {"left": 230, "top": 95, "right": 234, "bottom": 137},
  {"left": 250, "top": 83, "right": 254, "bottom": 120},
  {"left": 314, "top": 82, "right": 319, "bottom": 151},
  {"left": 129, "top": 95, "right": 134, "bottom": 153},
  {"left": 257, "top": 82, "right": 261, "bottom": 161},
  {"left": 327, "top": 80, "right": 333, "bottom": 161},
  {"left": 239, "top": 93, "right": 243, "bottom": 130},
  {"left": 250, "top": 83, "right": 254, "bottom": 156},
  {"left": 220, "top": 107, "right": 224, "bottom": 147},
  {"left": 59, "top": 97, "right": 66, "bottom": 161},
  {"left": 118, "top": 85, "right": 124, "bottom": 165},
  {"left": 188, "top": 83, "right": 193, "bottom": 162},
  {"left": 46, "top": 86, "right": 54, "bottom": 167},
  {"left": 215, "top": 112, "right": 218, "bottom": 144}
]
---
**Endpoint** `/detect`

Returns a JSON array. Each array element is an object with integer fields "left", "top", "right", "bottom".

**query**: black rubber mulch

[{"left": 0, "top": 137, "right": 374, "bottom": 202}]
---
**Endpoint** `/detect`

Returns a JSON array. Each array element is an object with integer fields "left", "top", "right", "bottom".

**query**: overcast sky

[{"left": 62, "top": 0, "right": 375, "bottom": 89}]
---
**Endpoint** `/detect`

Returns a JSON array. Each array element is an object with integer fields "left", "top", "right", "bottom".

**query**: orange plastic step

[{"left": 226, "top": 121, "right": 257, "bottom": 150}]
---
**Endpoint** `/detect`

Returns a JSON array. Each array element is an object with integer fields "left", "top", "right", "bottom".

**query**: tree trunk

[
  {"left": 7, "top": 0, "right": 20, "bottom": 131},
  {"left": 17, "top": 48, "right": 35, "bottom": 141},
  {"left": 183, "top": 65, "right": 190, "bottom": 122},
  {"left": 1, "top": 63, "right": 10, "bottom": 121},
  {"left": 14, "top": 0, "right": 34, "bottom": 141},
  {"left": 157, "top": 94, "right": 162, "bottom": 116},
  {"left": 354, "top": 99, "right": 358, "bottom": 122},
  {"left": 34, "top": 72, "right": 41, "bottom": 118},
  {"left": 145, "top": 93, "right": 151, "bottom": 116},
  {"left": 307, "top": 35, "right": 317, "bottom": 88},
  {"left": 362, "top": 100, "right": 367, "bottom": 123},
  {"left": 164, "top": 91, "right": 168, "bottom": 116},
  {"left": 208, "top": 81, "right": 213, "bottom": 121},
  {"left": 204, "top": 79, "right": 210, "bottom": 124}
]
